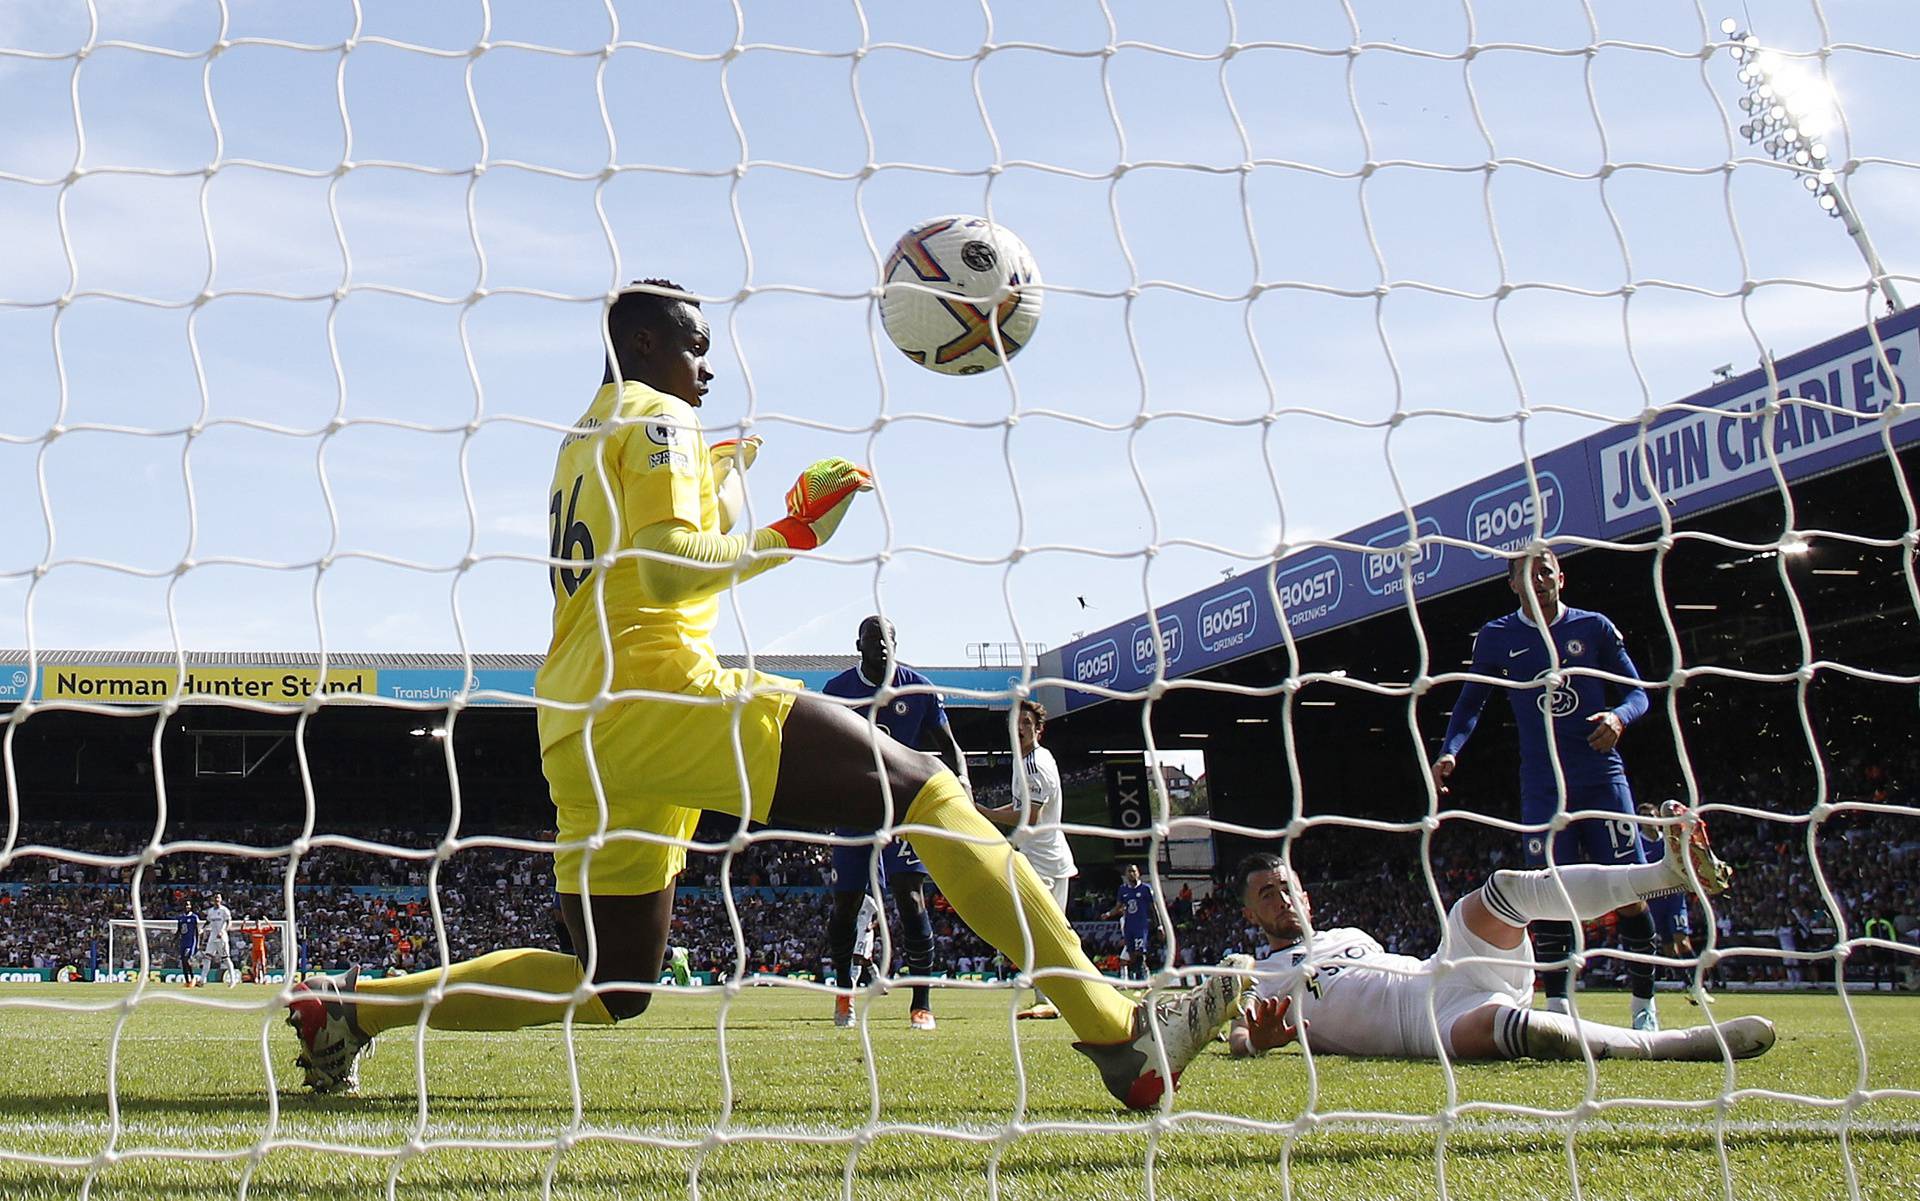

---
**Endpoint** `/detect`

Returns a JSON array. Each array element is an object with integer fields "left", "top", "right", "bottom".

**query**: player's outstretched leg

[
  {"left": 1478, "top": 801, "right": 1728, "bottom": 1021},
  {"left": 770, "top": 693, "right": 1250, "bottom": 1108},
  {"left": 282, "top": 892, "right": 669, "bottom": 1092},
  {"left": 285, "top": 949, "right": 624, "bottom": 1094},
  {"left": 1488, "top": 1004, "right": 1775, "bottom": 1062},
  {"left": 1482, "top": 801, "right": 1731, "bottom": 928}
]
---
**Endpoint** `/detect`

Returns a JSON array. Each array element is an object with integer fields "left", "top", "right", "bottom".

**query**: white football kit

[
  {"left": 201, "top": 904, "right": 235, "bottom": 969},
  {"left": 1249, "top": 900, "right": 1533, "bottom": 1058},
  {"left": 1014, "top": 744, "right": 1075, "bottom": 902}
]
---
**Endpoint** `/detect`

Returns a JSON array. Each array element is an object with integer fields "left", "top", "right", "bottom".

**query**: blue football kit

[
  {"left": 824, "top": 663, "right": 951, "bottom": 890},
  {"left": 1441, "top": 605, "right": 1651, "bottom": 867},
  {"left": 1116, "top": 879, "right": 1155, "bottom": 954}
]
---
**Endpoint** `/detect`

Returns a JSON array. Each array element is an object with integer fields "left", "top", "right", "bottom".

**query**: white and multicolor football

[{"left": 880, "top": 215, "right": 1042, "bottom": 375}]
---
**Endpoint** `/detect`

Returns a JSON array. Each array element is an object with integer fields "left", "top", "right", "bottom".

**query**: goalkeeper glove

[
  {"left": 709, "top": 436, "right": 761, "bottom": 532},
  {"left": 768, "top": 457, "right": 873, "bottom": 551}
]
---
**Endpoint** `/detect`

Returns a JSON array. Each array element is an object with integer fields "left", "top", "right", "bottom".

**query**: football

[{"left": 880, "top": 215, "right": 1042, "bottom": 375}]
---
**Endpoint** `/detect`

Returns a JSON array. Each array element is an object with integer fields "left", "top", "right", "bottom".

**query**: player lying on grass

[
  {"left": 285, "top": 280, "right": 1245, "bottom": 1109},
  {"left": 1228, "top": 802, "right": 1776, "bottom": 1064}
]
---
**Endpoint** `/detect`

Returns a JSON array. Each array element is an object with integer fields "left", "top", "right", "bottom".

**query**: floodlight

[{"left": 1721, "top": 21, "right": 1906, "bottom": 310}]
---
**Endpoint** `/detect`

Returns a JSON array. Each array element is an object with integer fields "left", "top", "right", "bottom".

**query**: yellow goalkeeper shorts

[{"left": 544, "top": 667, "right": 798, "bottom": 896}]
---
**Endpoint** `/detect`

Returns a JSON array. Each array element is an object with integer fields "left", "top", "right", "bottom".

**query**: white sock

[
  {"left": 1494, "top": 1007, "right": 1657, "bottom": 1060},
  {"left": 1481, "top": 862, "right": 1680, "bottom": 928}
]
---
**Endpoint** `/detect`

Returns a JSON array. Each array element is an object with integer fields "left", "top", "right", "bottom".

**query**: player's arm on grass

[
  {"left": 1585, "top": 616, "right": 1649, "bottom": 752},
  {"left": 1228, "top": 992, "right": 1302, "bottom": 1058},
  {"left": 1432, "top": 628, "right": 1496, "bottom": 794}
]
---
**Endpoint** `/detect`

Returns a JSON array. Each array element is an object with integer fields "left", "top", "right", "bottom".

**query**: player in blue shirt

[
  {"left": 1430, "top": 550, "right": 1664, "bottom": 1030},
  {"left": 1102, "top": 864, "right": 1157, "bottom": 981},
  {"left": 174, "top": 905, "right": 200, "bottom": 989},
  {"left": 823, "top": 616, "right": 969, "bottom": 1031}
]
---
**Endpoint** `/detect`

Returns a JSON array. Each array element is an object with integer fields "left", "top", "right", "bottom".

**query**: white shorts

[
  {"left": 1037, "top": 872, "right": 1071, "bottom": 910},
  {"left": 202, "top": 940, "right": 234, "bottom": 967},
  {"left": 1428, "top": 901, "right": 1534, "bottom": 1055}
]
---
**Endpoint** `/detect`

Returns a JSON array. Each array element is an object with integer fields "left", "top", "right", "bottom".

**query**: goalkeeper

[{"left": 286, "top": 280, "right": 1244, "bottom": 1109}]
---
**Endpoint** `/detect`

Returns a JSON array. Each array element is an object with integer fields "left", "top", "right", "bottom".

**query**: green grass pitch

[{"left": 0, "top": 984, "right": 1914, "bottom": 1199}]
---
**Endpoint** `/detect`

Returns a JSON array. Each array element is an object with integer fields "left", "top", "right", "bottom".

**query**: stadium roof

[{"left": 1038, "top": 305, "right": 1920, "bottom": 715}]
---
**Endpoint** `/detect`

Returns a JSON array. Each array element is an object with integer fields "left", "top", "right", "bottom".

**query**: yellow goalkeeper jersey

[{"left": 535, "top": 380, "right": 721, "bottom": 753}]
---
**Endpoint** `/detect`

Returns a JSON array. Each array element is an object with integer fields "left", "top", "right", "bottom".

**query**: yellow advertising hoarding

[{"left": 43, "top": 666, "right": 376, "bottom": 704}]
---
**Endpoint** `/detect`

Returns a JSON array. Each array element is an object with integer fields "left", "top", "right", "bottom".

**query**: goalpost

[
  {"left": 104, "top": 919, "right": 181, "bottom": 979},
  {"left": 105, "top": 919, "right": 298, "bottom": 981},
  {"left": 1, "top": 3, "right": 1916, "bottom": 1198}
]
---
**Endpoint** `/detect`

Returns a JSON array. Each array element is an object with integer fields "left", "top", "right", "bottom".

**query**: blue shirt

[
  {"left": 1440, "top": 605, "right": 1649, "bottom": 797},
  {"left": 175, "top": 912, "right": 199, "bottom": 944},
  {"left": 821, "top": 663, "right": 950, "bottom": 751},
  {"left": 1116, "top": 880, "right": 1155, "bottom": 935}
]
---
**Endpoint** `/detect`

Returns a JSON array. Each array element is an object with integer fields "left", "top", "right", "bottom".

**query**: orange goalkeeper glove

[{"left": 768, "top": 457, "right": 873, "bottom": 551}]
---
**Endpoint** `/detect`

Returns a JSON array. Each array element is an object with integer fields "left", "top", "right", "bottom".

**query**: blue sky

[{"left": 0, "top": 0, "right": 1915, "bottom": 670}]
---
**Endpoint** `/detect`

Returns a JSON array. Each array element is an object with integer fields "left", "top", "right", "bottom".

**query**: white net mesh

[{"left": 2, "top": 1, "right": 1918, "bottom": 1197}]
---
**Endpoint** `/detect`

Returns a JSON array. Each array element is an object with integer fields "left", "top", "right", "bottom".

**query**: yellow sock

[
  {"left": 904, "top": 770, "right": 1136, "bottom": 1045},
  {"left": 350, "top": 948, "right": 615, "bottom": 1036}
]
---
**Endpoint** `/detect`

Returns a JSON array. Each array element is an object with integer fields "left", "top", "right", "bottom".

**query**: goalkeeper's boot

[
  {"left": 285, "top": 966, "right": 373, "bottom": 1094},
  {"left": 668, "top": 946, "right": 692, "bottom": 988},
  {"left": 908, "top": 1008, "right": 937, "bottom": 1032},
  {"left": 833, "top": 994, "right": 855, "bottom": 1029},
  {"left": 1658, "top": 800, "right": 1732, "bottom": 896},
  {"left": 1071, "top": 954, "right": 1252, "bottom": 1110}
]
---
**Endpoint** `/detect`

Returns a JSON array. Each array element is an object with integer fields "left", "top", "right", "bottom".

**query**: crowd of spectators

[{"left": 3, "top": 751, "right": 1916, "bottom": 988}]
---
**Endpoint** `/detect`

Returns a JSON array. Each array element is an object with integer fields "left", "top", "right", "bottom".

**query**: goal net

[
  {"left": 103, "top": 919, "right": 183, "bottom": 978},
  {"left": 1, "top": 2, "right": 1917, "bottom": 1198}
]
